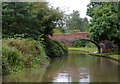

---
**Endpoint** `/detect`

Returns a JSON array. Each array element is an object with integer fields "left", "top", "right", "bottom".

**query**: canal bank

[
  {"left": 2, "top": 38, "right": 68, "bottom": 76},
  {"left": 3, "top": 50, "right": 119, "bottom": 82},
  {"left": 90, "top": 53, "right": 120, "bottom": 63},
  {"left": 68, "top": 47, "right": 120, "bottom": 63}
]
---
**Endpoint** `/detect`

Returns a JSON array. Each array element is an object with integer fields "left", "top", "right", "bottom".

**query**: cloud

[{"left": 47, "top": 0, "right": 90, "bottom": 19}]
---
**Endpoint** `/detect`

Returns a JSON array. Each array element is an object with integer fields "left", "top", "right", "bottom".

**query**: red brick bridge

[
  {"left": 49, "top": 32, "right": 101, "bottom": 53},
  {"left": 49, "top": 32, "right": 115, "bottom": 53}
]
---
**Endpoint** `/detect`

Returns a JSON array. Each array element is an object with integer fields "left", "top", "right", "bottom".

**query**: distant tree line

[
  {"left": 65, "top": 10, "right": 89, "bottom": 33},
  {"left": 53, "top": 10, "right": 89, "bottom": 34}
]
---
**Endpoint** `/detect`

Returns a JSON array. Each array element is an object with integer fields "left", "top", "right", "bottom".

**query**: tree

[
  {"left": 87, "top": 2, "right": 102, "bottom": 18},
  {"left": 2, "top": 2, "right": 68, "bottom": 58},
  {"left": 82, "top": 17, "right": 89, "bottom": 32},
  {"left": 2, "top": 2, "right": 32, "bottom": 36},
  {"left": 2, "top": 2, "right": 64, "bottom": 39},
  {"left": 87, "top": 2, "right": 120, "bottom": 51},
  {"left": 66, "top": 10, "right": 88, "bottom": 32}
]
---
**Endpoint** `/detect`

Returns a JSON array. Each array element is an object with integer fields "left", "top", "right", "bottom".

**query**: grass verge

[
  {"left": 95, "top": 51, "right": 120, "bottom": 59},
  {"left": 2, "top": 38, "right": 50, "bottom": 75},
  {"left": 68, "top": 47, "right": 97, "bottom": 53},
  {"left": 68, "top": 47, "right": 120, "bottom": 62}
]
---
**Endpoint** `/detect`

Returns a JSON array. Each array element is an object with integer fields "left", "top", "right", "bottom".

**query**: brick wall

[
  {"left": 49, "top": 32, "right": 116, "bottom": 53},
  {"left": 49, "top": 32, "right": 89, "bottom": 39},
  {"left": 99, "top": 40, "right": 115, "bottom": 53}
]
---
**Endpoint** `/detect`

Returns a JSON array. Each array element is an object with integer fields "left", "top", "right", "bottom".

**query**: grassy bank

[
  {"left": 68, "top": 47, "right": 97, "bottom": 53},
  {"left": 2, "top": 38, "right": 68, "bottom": 75},
  {"left": 68, "top": 47, "right": 120, "bottom": 62},
  {"left": 95, "top": 51, "right": 120, "bottom": 59},
  {"left": 2, "top": 38, "right": 50, "bottom": 75}
]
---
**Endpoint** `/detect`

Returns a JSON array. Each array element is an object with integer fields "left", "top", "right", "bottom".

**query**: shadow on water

[{"left": 3, "top": 51, "right": 119, "bottom": 82}]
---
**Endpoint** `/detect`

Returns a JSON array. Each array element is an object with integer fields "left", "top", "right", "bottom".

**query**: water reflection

[
  {"left": 41, "top": 51, "right": 118, "bottom": 82},
  {"left": 3, "top": 51, "right": 119, "bottom": 82},
  {"left": 53, "top": 72, "right": 72, "bottom": 82}
]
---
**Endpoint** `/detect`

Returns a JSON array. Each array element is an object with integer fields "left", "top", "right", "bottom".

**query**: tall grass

[{"left": 2, "top": 38, "right": 50, "bottom": 75}]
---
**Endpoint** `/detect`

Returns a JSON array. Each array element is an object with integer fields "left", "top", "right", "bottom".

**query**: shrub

[
  {"left": 2, "top": 45, "right": 24, "bottom": 75},
  {"left": 3, "top": 38, "right": 41, "bottom": 55},
  {"left": 2, "top": 38, "right": 50, "bottom": 75},
  {"left": 2, "top": 37, "right": 68, "bottom": 75},
  {"left": 42, "top": 37, "right": 68, "bottom": 58}
]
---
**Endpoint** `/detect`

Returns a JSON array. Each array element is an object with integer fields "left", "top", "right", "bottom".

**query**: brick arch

[
  {"left": 70, "top": 38, "right": 101, "bottom": 53},
  {"left": 48, "top": 32, "right": 101, "bottom": 53}
]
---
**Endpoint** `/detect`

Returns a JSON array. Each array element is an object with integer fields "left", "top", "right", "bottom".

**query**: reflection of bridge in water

[{"left": 49, "top": 32, "right": 101, "bottom": 53}]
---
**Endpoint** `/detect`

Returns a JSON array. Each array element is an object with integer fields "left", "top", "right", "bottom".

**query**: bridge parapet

[
  {"left": 49, "top": 32, "right": 91, "bottom": 43},
  {"left": 52, "top": 37, "right": 88, "bottom": 43},
  {"left": 49, "top": 32, "right": 115, "bottom": 53},
  {"left": 49, "top": 32, "right": 89, "bottom": 39},
  {"left": 48, "top": 32, "right": 101, "bottom": 53}
]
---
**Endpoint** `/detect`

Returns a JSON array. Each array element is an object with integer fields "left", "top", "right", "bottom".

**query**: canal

[{"left": 3, "top": 50, "right": 119, "bottom": 82}]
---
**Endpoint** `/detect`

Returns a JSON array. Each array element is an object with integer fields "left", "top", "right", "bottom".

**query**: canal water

[{"left": 3, "top": 51, "right": 119, "bottom": 82}]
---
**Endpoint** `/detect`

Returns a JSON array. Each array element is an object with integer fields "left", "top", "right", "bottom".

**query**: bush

[
  {"left": 42, "top": 37, "right": 68, "bottom": 58},
  {"left": 2, "top": 37, "right": 68, "bottom": 75},
  {"left": 3, "top": 38, "right": 41, "bottom": 55},
  {"left": 2, "top": 38, "right": 50, "bottom": 75},
  {"left": 2, "top": 45, "right": 24, "bottom": 75}
]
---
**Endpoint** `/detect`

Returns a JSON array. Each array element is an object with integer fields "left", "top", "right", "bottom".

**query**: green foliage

[
  {"left": 65, "top": 10, "right": 89, "bottom": 32},
  {"left": 2, "top": 45, "right": 24, "bottom": 75},
  {"left": 71, "top": 40, "right": 96, "bottom": 48},
  {"left": 87, "top": 2, "right": 102, "bottom": 18},
  {"left": 71, "top": 40, "right": 88, "bottom": 47},
  {"left": 83, "top": 17, "right": 89, "bottom": 32},
  {"left": 96, "top": 51, "right": 120, "bottom": 58},
  {"left": 2, "top": 2, "right": 68, "bottom": 76},
  {"left": 53, "top": 28, "right": 65, "bottom": 34},
  {"left": 2, "top": 38, "right": 50, "bottom": 75},
  {"left": 41, "top": 37, "right": 68, "bottom": 58},
  {"left": 2, "top": 38, "right": 68, "bottom": 75},
  {"left": 87, "top": 2, "right": 120, "bottom": 51},
  {"left": 2, "top": 2, "right": 64, "bottom": 39},
  {"left": 68, "top": 47, "right": 97, "bottom": 53},
  {"left": 3, "top": 38, "right": 41, "bottom": 55}
]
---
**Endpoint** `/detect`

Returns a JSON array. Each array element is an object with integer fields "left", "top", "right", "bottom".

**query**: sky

[{"left": 47, "top": 0, "right": 91, "bottom": 20}]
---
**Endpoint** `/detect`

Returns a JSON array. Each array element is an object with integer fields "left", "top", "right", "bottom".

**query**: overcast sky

[{"left": 47, "top": 0, "right": 91, "bottom": 20}]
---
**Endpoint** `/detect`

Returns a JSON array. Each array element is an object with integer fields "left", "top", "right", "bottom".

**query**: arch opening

[{"left": 70, "top": 39, "right": 101, "bottom": 53}]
